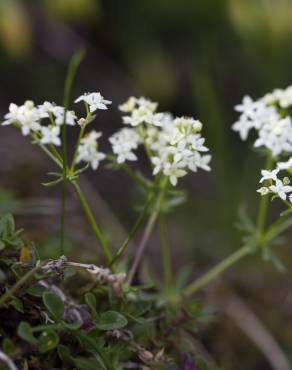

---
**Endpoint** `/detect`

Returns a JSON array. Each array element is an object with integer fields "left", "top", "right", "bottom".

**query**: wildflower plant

[
  {"left": 2, "top": 49, "right": 292, "bottom": 368},
  {"left": 0, "top": 51, "right": 216, "bottom": 369}
]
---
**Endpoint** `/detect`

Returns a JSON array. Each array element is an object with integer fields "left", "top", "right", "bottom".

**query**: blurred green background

[{"left": 1, "top": 0, "right": 292, "bottom": 369}]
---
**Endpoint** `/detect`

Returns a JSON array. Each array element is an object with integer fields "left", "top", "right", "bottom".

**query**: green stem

[
  {"left": 71, "top": 181, "right": 112, "bottom": 263},
  {"left": 39, "top": 143, "right": 63, "bottom": 168},
  {"left": 109, "top": 191, "right": 155, "bottom": 267},
  {"left": 159, "top": 214, "right": 172, "bottom": 292},
  {"left": 60, "top": 49, "right": 84, "bottom": 256},
  {"left": 183, "top": 152, "right": 274, "bottom": 296},
  {"left": 256, "top": 153, "right": 273, "bottom": 242},
  {"left": 0, "top": 264, "right": 42, "bottom": 308},
  {"left": 127, "top": 177, "right": 168, "bottom": 284},
  {"left": 183, "top": 245, "right": 251, "bottom": 296},
  {"left": 70, "top": 124, "right": 86, "bottom": 172}
]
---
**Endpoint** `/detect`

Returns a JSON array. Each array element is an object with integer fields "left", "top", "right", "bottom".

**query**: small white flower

[
  {"left": 277, "top": 157, "right": 292, "bottom": 170},
  {"left": 75, "top": 92, "right": 111, "bottom": 113},
  {"left": 163, "top": 162, "right": 187, "bottom": 186},
  {"left": 269, "top": 179, "right": 292, "bottom": 200},
  {"left": 260, "top": 169, "right": 279, "bottom": 183},
  {"left": 109, "top": 128, "right": 140, "bottom": 163},
  {"left": 52, "top": 107, "right": 76, "bottom": 126},
  {"left": 76, "top": 130, "right": 105, "bottom": 170},
  {"left": 38, "top": 102, "right": 55, "bottom": 118},
  {"left": 257, "top": 187, "right": 270, "bottom": 196},
  {"left": 118, "top": 97, "right": 137, "bottom": 113},
  {"left": 2, "top": 103, "right": 21, "bottom": 125},
  {"left": 40, "top": 126, "right": 61, "bottom": 146}
]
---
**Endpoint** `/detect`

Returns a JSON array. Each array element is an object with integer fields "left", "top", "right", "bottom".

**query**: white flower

[
  {"left": 257, "top": 187, "right": 270, "bottom": 196},
  {"left": 163, "top": 162, "right": 187, "bottom": 186},
  {"left": 277, "top": 157, "right": 292, "bottom": 170},
  {"left": 144, "top": 112, "right": 164, "bottom": 127},
  {"left": 52, "top": 107, "right": 76, "bottom": 126},
  {"left": 38, "top": 102, "right": 55, "bottom": 118},
  {"left": 136, "top": 97, "right": 157, "bottom": 112},
  {"left": 76, "top": 130, "right": 105, "bottom": 170},
  {"left": 109, "top": 128, "right": 140, "bottom": 163},
  {"left": 2, "top": 103, "right": 21, "bottom": 125},
  {"left": 260, "top": 169, "right": 279, "bottom": 183},
  {"left": 75, "top": 92, "right": 111, "bottom": 113},
  {"left": 2, "top": 101, "right": 41, "bottom": 135},
  {"left": 232, "top": 114, "right": 254, "bottom": 141},
  {"left": 40, "top": 126, "right": 61, "bottom": 146},
  {"left": 269, "top": 179, "right": 292, "bottom": 200},
  {"left": 118, "top": 97, "right": 137, "bottom": 113}
]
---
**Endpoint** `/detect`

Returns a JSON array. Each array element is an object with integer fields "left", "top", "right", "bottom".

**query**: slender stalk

[
  {"left": 60, "top": 49, "right": 84, "bottom": 256},
  {"left": 159, "top": 214, "right": 172, "bottom": 292},
  {"left": 71, "top": 181, "right": 112, "bottom": 263},
  {"left": 110, "top": 191, "right": 155, "bottom": 267},
  {"left": 70, "top": 124, "right": 86, "bottom": 172},
  {"left": 39, "top": 143, "right": 63, "bottom": 168},
  {"left": 183, "top": 245, "right": 251, "bottom": 296},
  {"left": 0, "top": 264, "right": 42, "bottom": 308},
  {"left": 127, "top": 177, "right": 168, "bottom": 284},
  {"left": 256, "top": 153, "right": 273, "bottom": 242},
  {"left": 183, "top": 152, "right": 274, "bottom": 296}
]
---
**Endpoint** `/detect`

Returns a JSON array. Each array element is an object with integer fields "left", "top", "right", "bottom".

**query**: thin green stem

[
  {"left": 183, "top": 245, "right": 251, "bottom": 296},
  {"left": 60, "top": 49, "right": 84, "bottom": 256},
  {"left": 70, "top": 125, "right": 86, "bottom": 172},
  {"left": 0, "top": 264, "right": 42, "bottom": 308},
  {"left": 109, "top": 191, "right": 155, "bottom": 267},
  {"left": 183, "top": 152, "right": 274, "bottom": 296},
  {"left": 159, "top": 214, "right": 172, "bottom": 292},
  {"left": 71, "top": 181, "right": 112, "bottom": 263},
  {"left": 38, "top": 143, "right": 63, "bottom": 168},
  {"left": 127, "top": 177, "right": 168, "bottom": 284}
]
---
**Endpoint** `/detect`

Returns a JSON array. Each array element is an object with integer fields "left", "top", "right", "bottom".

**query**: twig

[
  {"left": 0, "top": 350, "right": 18, "bottom": 370},
  {"left": 224, "top": 295, "right": 291, "bottom": 370}
]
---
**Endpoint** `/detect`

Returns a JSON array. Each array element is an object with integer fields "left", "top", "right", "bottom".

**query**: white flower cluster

[
  {"left": 76, "top": 131, "right": 105, "bottom": 170},
  {"left": 257, "top": 157, "right": 292, "bottom": 202},
  {"left": 110, "top": 96, "right": 211, "bottom": 186},
  {"left": 233, "top": 88, "right": 292, "bottom": 157},
  {"left": 109, "top": 128, "right": 140, "bottom": 164},
  {"left": 1, "top": 92, "right": 111, "bottom": 153}
]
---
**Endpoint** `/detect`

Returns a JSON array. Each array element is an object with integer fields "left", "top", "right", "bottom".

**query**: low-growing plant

[{"left": 1, "top": 51, "right": 292, "bottom": 369}]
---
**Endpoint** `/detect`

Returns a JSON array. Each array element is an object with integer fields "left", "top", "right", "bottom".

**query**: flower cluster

[
  {"left": 76, "top": 131, "right": 105, "bottom": 170},
  {"left": 257, "top": 157, "right": 292, "bottom": 202},
  {"left": 232, "top": 87, "right": 292, "bottom": 157},
  {"left": 111, "top": 97, "right": 211, "bottom": 186},
  {"left": 1, "top": 92, "right": 111, "bottom": 150},
  {"left": 2, "top": 93, "right": 211, "bottom": 187}
]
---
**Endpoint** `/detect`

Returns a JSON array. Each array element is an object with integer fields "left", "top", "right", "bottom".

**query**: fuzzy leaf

[
  {"left": 17, "top": 321, "right": 37, "bottom": 345},
  {"left": 42, "top": 292, "right": 64, "bottom": 321},
  {"left": 38, "top": 330, "right": 59, "bottom": 353},
  {"left": 95, "top": 311, "right": 128, "bottom": 330}
]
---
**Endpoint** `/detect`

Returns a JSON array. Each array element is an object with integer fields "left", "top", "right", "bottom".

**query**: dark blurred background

[{"left": 1, "top": 1, "right": 292, "bottom": 369}]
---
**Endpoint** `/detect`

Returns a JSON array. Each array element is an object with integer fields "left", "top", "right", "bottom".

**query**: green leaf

[
  {"left": 85, "top": 292, "right": 97, "bottom": 318},
  {"left": 10, "top": 296, "right": 24, "bottom": 313},
  {"left": 0, "top": 213, "right": 15, "bottom": 237},
  {"left": 2, "top": 338, "right": 14, "bottom": 354},
  {"left": 62, "top": 321, "right": 83, "bottom": 330},
  {"left": 38, "top": 330, "right": 59, "bottom": 353},
  {"left": 95, "top": 311, "right": 128, "bottom": 330},
  {"left": 42, "top": 292, "right": 64, "bottom": 321},
  {"left": 58, "top": 344, "right": 73, "bottom": 364},
  {"left": 74, "top": 356, "right": 106, "bottom": 370},
  {"left": 17, "top": 321, "right": 37, "bottom": 345},
  {"left": 26, "top": 284, "right": 48, "bottom": 297}
]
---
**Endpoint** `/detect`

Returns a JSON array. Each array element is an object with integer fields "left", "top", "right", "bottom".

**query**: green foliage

[{"left": 0, "top": 214, "right": 209, "bottom": 369}]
